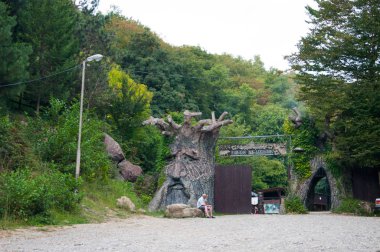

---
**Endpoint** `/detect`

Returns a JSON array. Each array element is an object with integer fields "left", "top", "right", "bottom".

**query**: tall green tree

[
  {"left": 103, "top": 65, "right": 153, "bottom": 139},
  {"left": 0, "top": 1, "right": 31, "bottom": 108},
  {"left": 78, "top": 12, "right": 110, "bottom": 57},
  {"left": 76, "top": 0, "right": 99, "bottom": 13},
  {"left": 17, "top": 0, "right": 79, "bottom": 113},
  {"left": 252, "top": 105, "right": 287, "bottom": 136},
  {"left": 1, "top": 0, "right": 26, "bottom": 16},
  {"left": 288, "top": 0, "right": 380, "bottom": 167}
]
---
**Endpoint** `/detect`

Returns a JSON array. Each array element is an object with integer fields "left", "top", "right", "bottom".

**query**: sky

[{"left": 98, "top": 0, "right": 317, "bottom": 70}]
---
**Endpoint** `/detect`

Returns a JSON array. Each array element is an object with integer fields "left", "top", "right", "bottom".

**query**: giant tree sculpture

[{"left": 143, "top": 110, "right": 232, "bottom": 211}]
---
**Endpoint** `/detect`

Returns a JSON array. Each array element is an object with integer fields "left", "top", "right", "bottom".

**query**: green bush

[
  {"left": 333, "top": 198, "right": 372, "bottom": 216},
  {"left": 124, "top": 126, "right": 170, "bottom": 173},
  {"left": 133, "top": 175, "right": 156, "bottom": 206},
  {"left": 0, "top": 169, "right": 81, "bottom": 221},
  {"left": 285, "top": 195, "right": 307, "bottom": 214},
  {"left": 26, "top": 99, "right": 112, "bottom": 181},
  {"left": 0, "top": 115, "right": 29, "bottom": 171}
]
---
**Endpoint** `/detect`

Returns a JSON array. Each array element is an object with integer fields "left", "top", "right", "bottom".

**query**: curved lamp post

[{"left": 75, "top": 54, "right": 104, "bottom": 180}]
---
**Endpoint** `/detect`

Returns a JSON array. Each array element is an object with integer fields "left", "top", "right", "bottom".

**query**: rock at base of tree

[
  {"left": 164, "top": 204, "right": 203, "bottom": 218},
  {"left": 104, "top": 133, "right": 125, "bottom": 162},
  {"left": 116, "top": 196, "right": 136, "bottom": 212},
  {"left": 361, "top": 201, "right": 373, "bottom": 214},
  {"left": 118, "top": 160, "right": 143, "bottom": 182}
]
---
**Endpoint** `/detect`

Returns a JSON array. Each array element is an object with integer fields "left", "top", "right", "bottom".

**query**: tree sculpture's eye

[{"left": 183, "top": 155, "right": 195, "bottom": 161}]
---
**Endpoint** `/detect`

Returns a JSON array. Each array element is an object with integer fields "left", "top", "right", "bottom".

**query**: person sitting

[{"left": 197, "top": 194, "right": 215, "bottom": 218}]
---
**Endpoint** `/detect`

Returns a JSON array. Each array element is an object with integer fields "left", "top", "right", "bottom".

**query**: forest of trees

[
  {"left": 288, "top": 0, "right": 380, "bottom": 170},
  {"left": 0, "top": 0, "right": 296, "bottom": 223},
  {"left": 0, "top": 0, "right": 379, "bottom": 223}
]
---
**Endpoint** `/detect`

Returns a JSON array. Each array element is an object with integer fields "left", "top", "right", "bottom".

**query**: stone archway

[
  {"left": 295, "top": 156, "right": 341, "bottom": 210},
  {"left": 305, "top": 167, "right": 331, "bottom": 210}
]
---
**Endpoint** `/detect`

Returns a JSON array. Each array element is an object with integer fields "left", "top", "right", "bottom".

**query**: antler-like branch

[
  {"left": 289, "top": 107, "right": 302, "bottom": 128},
  {"left": 193, "top": 111, "right": 233, "bottom": 132},
  {"left": 201, "top": 119, "right": 233, "bottom": 132},
  {"left": 144, "top": 111, "right": 232, "bottom": 135},
  {"left": 194, "top": 119, "right": 212, "bottom": 130},
  {"left": 143, "top": 116, "right": 174, "bottom": 135},
  {"left": 184, "top": 110, "right": 202, "bottom": 124},
  {"left": 167, "top": 115, "right": 181, "bottom": 130},
  {"left": 218, "top": 111, "right": 229, "bottom": 121},
  {"left": 143, "top": 113, "right": 184, "bottom": 135},
  {"left": 197, "top": 112, "right": 233, "bottom": 132}
]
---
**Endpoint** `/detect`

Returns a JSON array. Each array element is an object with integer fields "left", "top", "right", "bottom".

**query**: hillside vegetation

[
  {"left": 1, "top": 0, "right": 379, "bottom": 225},
  {"left": 0, "top": 0, "right": 297, "bottom": 226}
]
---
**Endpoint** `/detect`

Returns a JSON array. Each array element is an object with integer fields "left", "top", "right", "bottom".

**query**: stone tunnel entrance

[
  {"left": 294, "top": 157, "right": 341, "bottom": 210},
  {"left": 305, "top": 167, "right": 331, "bottom": 211}
]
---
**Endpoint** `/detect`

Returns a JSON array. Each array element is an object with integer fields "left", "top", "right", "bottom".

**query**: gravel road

[{"left": 1, "top": 213, "right": 379, "bottom": 252}]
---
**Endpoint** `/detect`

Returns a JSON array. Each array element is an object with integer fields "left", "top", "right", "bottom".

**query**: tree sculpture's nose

[{"left": 171, "top": 156, "right": 182, "bottom": 178}]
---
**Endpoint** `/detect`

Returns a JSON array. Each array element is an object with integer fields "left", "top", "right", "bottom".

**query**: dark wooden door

[
  {"left": 352, "top": 167, "right": 380, "bottom": 202},
  {"left": 214, "top": 165, "right": 252, "bottom": 214}
]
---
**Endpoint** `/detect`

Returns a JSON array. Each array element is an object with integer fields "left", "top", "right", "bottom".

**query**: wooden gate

[
  {"left": 352, "top": 167, "right": 380, "bottom": 202},
  {"left": 214, "top": 165, "right": 252, "bottom": 214}
]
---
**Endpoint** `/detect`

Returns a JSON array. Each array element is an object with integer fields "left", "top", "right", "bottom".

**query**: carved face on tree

[{"left": 143, "top": 111, "right": 232, "bottom": 210}]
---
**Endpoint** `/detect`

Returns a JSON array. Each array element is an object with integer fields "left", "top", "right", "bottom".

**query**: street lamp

[
  {"left": 293, "top": 147, "right": 305, "bottom": 153},
  {"left": 75, "top": 54, "right": 104, "bottom": 180}
]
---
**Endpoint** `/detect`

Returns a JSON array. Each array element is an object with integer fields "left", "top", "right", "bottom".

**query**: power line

[
  {"left": 0, "top": 65, "right": 81, "bottom": 88},
  {"left": 127, "top": 69, "right": 204, "bottom": 80},
  {"left": 0, "top": 65, "right": 200, "bottom": 90}
]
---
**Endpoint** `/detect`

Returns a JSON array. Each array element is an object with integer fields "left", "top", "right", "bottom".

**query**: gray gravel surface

[{"left": 0, "top": 213, "right": 379, "bottom": 252}]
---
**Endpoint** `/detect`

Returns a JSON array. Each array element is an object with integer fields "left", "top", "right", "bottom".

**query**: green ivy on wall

[{"left": 284, "top": 118, "right": 319, "bottom": 180}]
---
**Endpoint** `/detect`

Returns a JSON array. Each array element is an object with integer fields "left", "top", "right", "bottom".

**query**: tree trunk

[
  {"left": 144, "top": 111, "right": 232, "bottom": 211},
  {"left": 36, "top": 93, "right": 41, "bottom": 115}
]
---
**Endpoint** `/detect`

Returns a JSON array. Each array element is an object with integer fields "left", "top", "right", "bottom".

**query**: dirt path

[{"left": 0, "top": 213, "right": 379, "bottom": 252}]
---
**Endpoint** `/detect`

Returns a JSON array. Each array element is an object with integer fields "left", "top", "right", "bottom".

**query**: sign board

[
  {"left": 264, "top": 203, "right": 280, "bottom": 214},
  {"left": 219, "top": 143, "right": 286, "bottom": 157}
]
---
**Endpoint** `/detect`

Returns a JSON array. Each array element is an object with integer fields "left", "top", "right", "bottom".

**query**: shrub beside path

[{"left": 0, "top": 213, "right": 379, "bottom": 251}]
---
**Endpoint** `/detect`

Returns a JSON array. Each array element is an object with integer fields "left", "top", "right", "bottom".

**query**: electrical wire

[
  {"left": 0, "top": 65, "right": 204, "bottom": 89},
  {"left": 0, "top": 65, "right": 81, "bottom": 88},
  {"left": 126, "top": 69, "right": 203, "bottom": 80}
]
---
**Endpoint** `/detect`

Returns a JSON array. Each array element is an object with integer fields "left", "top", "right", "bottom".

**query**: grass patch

[
  {"left": 145, "top": 210, "right": 165, "bottom": 218},
  {"left": 80, "top": 180, "right": 144, "bottom": 222},
  {"left": 0, "top": 216, "right": 27, "bottom": 230},
  {"left": 333, "top": 198, "right": 374, "bottom": 216},
  {"left": 285, "top": 195, "right": 308, "bottom": 214},
  {"left": 0, "top": 179, "right": 146, "bottom": 229},
  {"left": 1, "top": 209, "right": 87, "bottom": 230}
]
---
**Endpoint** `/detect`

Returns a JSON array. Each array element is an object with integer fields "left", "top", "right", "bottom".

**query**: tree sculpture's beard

[
  {"left": 165, "top": 177, "right": 189, "bottom": 205},
  {"left": 164, "top": 157, "right": 198, "bottom": 206}
]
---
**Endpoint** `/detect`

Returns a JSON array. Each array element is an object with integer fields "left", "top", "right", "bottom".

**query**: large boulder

[
  {"left": 104, "top": 134, "right": 125, "bottom": 162},
  {"left": 118, "top": 160, "right": 143, "bottom": 182},
  {"left": 116, "top": 196, "right": 136, "bottom": 212},
  {"left": 164, "top": 204, "right": 203, "bottom": 218}
]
